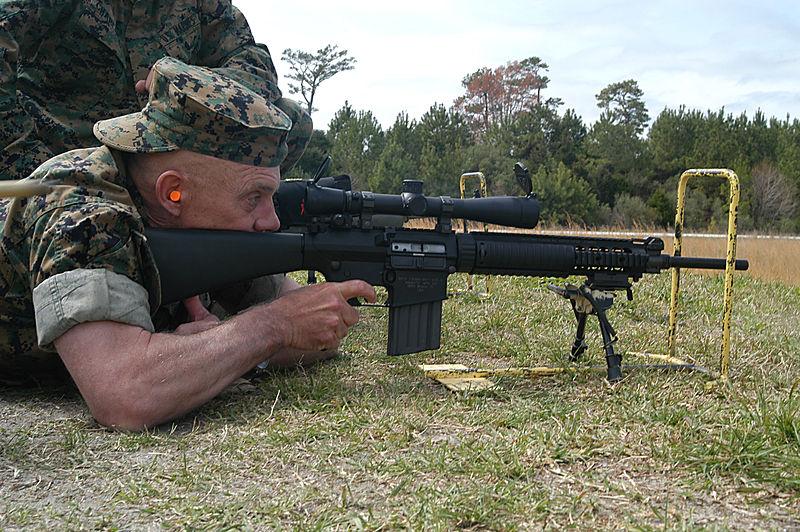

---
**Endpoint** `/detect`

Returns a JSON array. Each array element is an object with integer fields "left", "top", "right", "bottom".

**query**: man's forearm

[
  {"left": 55, "top": 280, "right": 373, "bottom": 430},
  {"left": 199, "top": 1, "right": 281, "bottom": 102},
  {"left": 55, "top": 303, "right": 286, "bottom": 430},
  {"left": 0, "top": 6, "right": 60, "bottom": 178}
]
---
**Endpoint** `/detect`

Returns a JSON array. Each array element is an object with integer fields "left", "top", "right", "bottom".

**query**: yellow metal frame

[
  {"left": 458, "top": 172, "right": 491, "bottom": 295},
  {"left": 666, "top": 168, "right": 741, "bottom": 381},
  {"left": 424, "top": 169, "right": 743, "bottom": 391}
]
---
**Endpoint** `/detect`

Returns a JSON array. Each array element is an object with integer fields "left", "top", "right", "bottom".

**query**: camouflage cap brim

[{"left": 94, "top": 112, "right": 179, "bottom": 154}]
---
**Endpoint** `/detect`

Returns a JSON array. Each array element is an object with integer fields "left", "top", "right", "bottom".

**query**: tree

[
  {"left": 416, "top": 104, "right": 472, "bottom": 195},
  {"left": 611, "top": 193, "right": 657, "bottom": 227},
  {"left": 648, "top": 106, "right": 703, "bottom": 182},
  {"left": 281, "top": 44, "right": 356, "bottom": 114},
  {"left": 584, "top": 79, "right": 652, "bottom": 204},
  {"left": 454, "top": 56, "right": 552, "bottom": 138},
  {"left": 595, "top": 79, "right": 650, "bottom": 135},
  {"left": 284, "top": 129, "right": 332, "bottom": 179},
  {"left": 646, "top": 186, "right": 675, "bottom": 227},
  {"left": 371, "top": 112, "right": 421, "bottom": 193},
  {"left": 326, "top": 102, "right": 385, "bottom": 188},
  {"left": 750, "top": 161, "right": 797, "bottom": 230},
  {"left": 535, "top": 162, "right": 604, "bottom": 226},
  {"left": 776, "top": 118, "right": 800, "bottom": 195},
  {"left": 507, "top": 105, "right": 553, "bottom": 170},
  {"left": 509, "top": 106, "right": 587, "bottom": 172},
  {"left": 463, "top": 141, "right": 517, "bottom": 195}
]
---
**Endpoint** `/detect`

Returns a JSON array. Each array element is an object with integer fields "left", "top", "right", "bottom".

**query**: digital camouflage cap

[{"left": 93, "top": 56, "right": 291, "bottom": 167}]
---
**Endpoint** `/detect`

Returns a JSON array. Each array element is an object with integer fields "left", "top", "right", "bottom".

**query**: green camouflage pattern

[
  {"left": 94, "top": 57, "right": 291, "bottom": 167},
  {"left": 0, "top": 0, "right": 311, "bottom": 178},
  {"left": 275, "top": 98, "right": 314, "bottom": 175},
  {"left": 0, "top": 146, "right": 159, "bottom": 376}
]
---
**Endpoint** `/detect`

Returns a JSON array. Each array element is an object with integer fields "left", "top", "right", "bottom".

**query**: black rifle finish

[
  {"left": 145, "top": 226, "right": 747, "bottom": 355},
  {"left": 144, "top": 175, "right": 749, "bottom": 380}
]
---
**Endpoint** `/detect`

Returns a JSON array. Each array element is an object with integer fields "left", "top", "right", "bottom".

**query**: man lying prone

[{"left": 0, "top": 57, "right": 375, "bottom": 430}]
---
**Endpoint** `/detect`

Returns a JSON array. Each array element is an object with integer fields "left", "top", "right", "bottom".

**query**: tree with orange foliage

[{"left": 454, "top": 57, "right": 552, "bottom": 137}]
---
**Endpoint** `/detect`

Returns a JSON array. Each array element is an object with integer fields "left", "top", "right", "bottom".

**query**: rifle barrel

[{"left": 667, "top": 256, "right": 749, "bottom": 270}]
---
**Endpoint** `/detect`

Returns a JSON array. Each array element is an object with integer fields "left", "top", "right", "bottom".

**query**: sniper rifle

[{"left": 144, "top": 163, "right": 748, "bottom": 381}]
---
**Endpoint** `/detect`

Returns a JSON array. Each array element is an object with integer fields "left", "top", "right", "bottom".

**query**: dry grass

[
  {"left": 665, "top": 236, "right": 800, "bottom": 287},
  {"left": 2, "top": 272, "right": 799, "bottom": 529},
  {"left": 406, "top": 218, "right": 800, "bottom": 286},
  {"left": 2, "top": 221, "right": 799, "bottom": 529}
]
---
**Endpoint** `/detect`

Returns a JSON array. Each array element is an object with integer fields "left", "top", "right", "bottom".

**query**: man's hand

[
  {"left": 134, "top": 67, "right": 155, "bottom": 94},
  {"left": 267, "top": 280, "right": 376, "bottom": 352},
  {"left": 173, "top": 296, "right": 220, "bottom": 336}
]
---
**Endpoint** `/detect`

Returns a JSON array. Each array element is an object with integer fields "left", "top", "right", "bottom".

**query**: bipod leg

[
  {"left": 570, "top": 311, "right": 589, "bottom": 361},
  {"left": 548, "top": 283, "right": 620, "bottom": 379},
  {"left": 598, "top": 314, "right": 622, "bottom": 382},
  {"left": 577, "top": 285, "right": 621, "bottom": 382}
]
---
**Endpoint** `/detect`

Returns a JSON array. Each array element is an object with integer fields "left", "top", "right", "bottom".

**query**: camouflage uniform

[
  {"left": 0, "top": 57, "right": 291, "bottom": 383},
  {"left": 0, "top": 0, "right": 312, "bottom": 180}
]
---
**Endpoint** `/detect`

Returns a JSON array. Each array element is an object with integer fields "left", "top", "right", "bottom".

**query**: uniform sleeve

[
  {"left": 27, "top": 204, "right": 155, "bottom": 347},
  {"left": 0, "top": 3, "right": 65, "bottom": 179},
  {"left": 198, "top": 0, "right": 282, "bottom": 102}
]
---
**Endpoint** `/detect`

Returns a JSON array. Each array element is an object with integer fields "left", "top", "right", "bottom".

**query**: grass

[
  {"left": 664, "top": 235, "right": 800, "bottom": 286},
  {"left": 408, "top": 218, "right": 800, "bottom": 286},
  {"left": 2, "top": 270, "right": 800, "bottom": 527}
]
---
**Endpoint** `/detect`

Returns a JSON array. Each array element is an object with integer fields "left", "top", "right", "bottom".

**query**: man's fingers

[
  {"left": 134, "top": 66, "right": 155, "bottom": 94},
  {"left": 335, "top": 321, "right": 348, "bottom": 340},
  {"left": 271, "top": 280, "right": 374, "bottom": 352},
  {"left": 337, "top": 280, "right": 377, "bottom": 304},
  {"left": 341, "top": 303, "right": 360, "bottom": 327},
  {"left": 183, "top": 296, "right": 215, "bottom": 322}
]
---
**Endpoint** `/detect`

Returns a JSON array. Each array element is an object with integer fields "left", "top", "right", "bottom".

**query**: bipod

[{"left": 548, "top": 283, "right": 622, "bottom": 382}]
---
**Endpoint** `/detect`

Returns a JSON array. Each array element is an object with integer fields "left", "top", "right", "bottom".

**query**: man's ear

[{"left": 154, "top": 170, "right": 186, "bottom": 217}]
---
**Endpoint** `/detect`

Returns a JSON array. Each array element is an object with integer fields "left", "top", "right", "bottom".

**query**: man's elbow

[
  {"left": 87, "top": 388, "right": 174, "bottom": 431},
  {"left": 55, "top": 323, "right": 184, "bottom": 430}
]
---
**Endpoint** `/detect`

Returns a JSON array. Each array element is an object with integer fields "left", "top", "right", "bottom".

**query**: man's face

[{"left": 178, "top": 156, "right": 281, "bottom": 232}]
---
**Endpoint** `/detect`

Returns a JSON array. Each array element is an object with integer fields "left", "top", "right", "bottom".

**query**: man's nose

[{"left": 254, "top": 208, "right": 280, "bottom": 232}]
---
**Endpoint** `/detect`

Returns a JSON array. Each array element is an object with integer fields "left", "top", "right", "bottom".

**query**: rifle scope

[{"left": 277, "top": 180, "right": 541, "bottom": 229}]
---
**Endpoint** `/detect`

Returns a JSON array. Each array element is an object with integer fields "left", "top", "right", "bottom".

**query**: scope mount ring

[{"left": 435, "top": 196, "right": 454, "bottom": 233}]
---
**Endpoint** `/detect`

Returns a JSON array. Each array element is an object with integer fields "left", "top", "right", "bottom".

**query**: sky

[{"left": 236, "top": 0, "right": 800, "bottom": 130}]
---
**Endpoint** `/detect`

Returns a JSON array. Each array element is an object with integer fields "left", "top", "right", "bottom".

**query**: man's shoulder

[
  {"left": 2, "top": 146, "right": 141, "bottom": 245},
  {"left": 32, "top": 146, "right": 119, "bottom": 182},
  {"left": 31, "top": 146, "right": 136, "bottom": 207}
]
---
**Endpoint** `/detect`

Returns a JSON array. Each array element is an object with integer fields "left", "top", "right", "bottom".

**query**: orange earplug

[{"left": 169, "top": 190, "right": 181, "bottom": 202}]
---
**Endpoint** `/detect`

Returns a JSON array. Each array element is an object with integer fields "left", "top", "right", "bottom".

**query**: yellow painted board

[{"left": 419, "top": 364, "right": 496, "bottom": 391}]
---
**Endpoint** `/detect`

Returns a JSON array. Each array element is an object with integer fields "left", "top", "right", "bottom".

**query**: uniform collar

[{"left": 110, "top": 148, "right": 152, "bottom": 225}]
